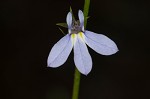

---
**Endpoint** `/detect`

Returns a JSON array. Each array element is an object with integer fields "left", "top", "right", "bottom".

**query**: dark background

[{"left": 1, "top": 0, "right": 150, "bottom": 99}]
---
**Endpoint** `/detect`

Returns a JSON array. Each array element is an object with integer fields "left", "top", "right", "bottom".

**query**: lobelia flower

[{"left": 47, "top": 10, "right": 118, "bottom": 75}]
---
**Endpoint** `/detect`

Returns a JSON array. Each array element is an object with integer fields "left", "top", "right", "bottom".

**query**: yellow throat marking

[
  {"left": 78, "top": 32, "right": 84, "bottom": 39},
  {"left": 71, "top": 33, "right": 76, "bottom": 39},
  {"left": 71, "top": 32, "right": 84, "bottom": 45},
  {"left": 71, "top": 33, "right": 76, "bottom": 45}
]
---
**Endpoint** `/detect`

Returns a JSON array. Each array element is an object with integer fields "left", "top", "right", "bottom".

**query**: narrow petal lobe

[
  {"left": 66, "top": 12, "right": 72, "bottom": 33},
  {"left": 47, "top": 34, "right": 73, "bottom": 67},
  {"left": 84, "top": 30, "right": 118, "bottom": 55},
  {"left": 73, "top": 34, "right": 92, "bottom": 75},
  {"left": 78, "top": 10, "right": 84, "bottom": 31}
]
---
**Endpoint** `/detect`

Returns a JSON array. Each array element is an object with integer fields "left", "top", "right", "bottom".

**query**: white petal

[
  {"left": 73, "top": 33, "right": 92, "bottom": 75},
  {"left": 78, "top": 10, "right": 84, "bottom": 31},
  {"left": 47, "top": 34, "right": 73, "bottom": 67},
  {"left": 84, "top": 30, "right": 119, "bottom": 55},
  {"left": 66, "top": 12, "right": 72, "bottom": 33}
]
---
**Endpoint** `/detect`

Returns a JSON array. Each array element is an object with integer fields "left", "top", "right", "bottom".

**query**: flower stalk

[{"left": 72, "top": 68, "right": 81, "bottom": 99}]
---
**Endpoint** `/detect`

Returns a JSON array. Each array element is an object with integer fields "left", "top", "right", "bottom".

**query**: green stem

[
  {"left": 72, "top": 68, "right": 81, "bottom": 99},
  {"left": 83, "top": 0, "right": 90, "bottom": 28},
  {"left": 72, "top": 0, "right": 90, "bottom": 99}
]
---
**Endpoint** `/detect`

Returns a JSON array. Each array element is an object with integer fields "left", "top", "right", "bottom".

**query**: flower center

[{"left": 71, "top": 20, "right": 82, "bottom": 34}]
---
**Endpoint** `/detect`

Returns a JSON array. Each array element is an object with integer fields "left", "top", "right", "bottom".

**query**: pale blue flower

[{"left": 47, "top": 10, "right": 118, "bottom": 75}]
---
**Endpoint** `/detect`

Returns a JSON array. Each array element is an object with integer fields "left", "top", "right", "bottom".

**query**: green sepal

[
  {"left": 58, "top": 27, "right": 66, "bottom": 35},
  {"left": 56, "top": 23, "right": 68, "bottom": 28},
  {"left": 70, "top": 6, "right": 76, "bottom": 21}
]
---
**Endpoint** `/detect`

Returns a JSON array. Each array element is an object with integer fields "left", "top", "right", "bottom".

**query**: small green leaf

[{"left": 56, "top": 23, "right": 68, "bottom": 28}]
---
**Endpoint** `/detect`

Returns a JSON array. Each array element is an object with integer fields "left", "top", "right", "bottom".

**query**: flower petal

[
  {"left": 84, "top": 30, "right": 119, "bottom": 55},
  {"left": 66, "top": 12, "right": 72, "bottom": 33},
  {"left": 47, "top": 34, "right": 73, "bottom": 67},
  {"left": 73, "top": 33, "right": 92, "bottom": 75},
  {"left": 78, "top": 10, "right": 84, "bottom": 31}
]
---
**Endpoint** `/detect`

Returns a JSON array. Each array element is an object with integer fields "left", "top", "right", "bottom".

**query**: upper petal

[
  {"left": 66, "top": 12, "right": 72, "bottom": 33},
  {"left": 78, "top": 10, "right": 84, "bottom": 31},
  {"left": 47, "top": 34, "right": 73, "bottom": 67},
  {"left": 84, "top": 30, "right": 119, "bottom": 55},
  {"left": 73, "top": 33, "right": 92, "bottom": 75}
]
